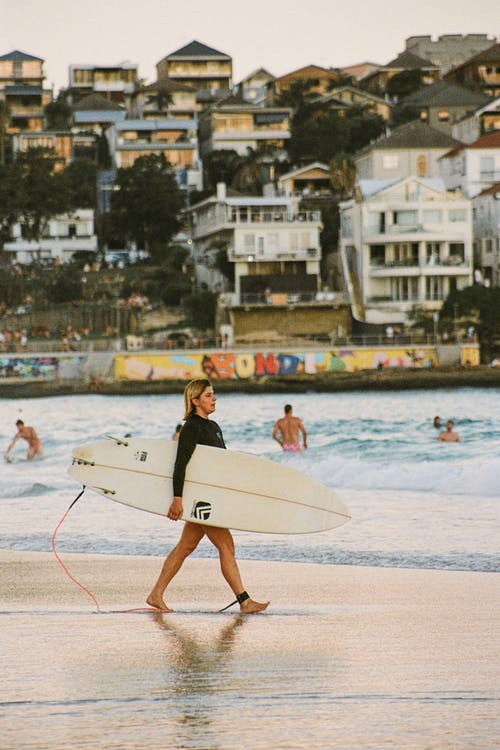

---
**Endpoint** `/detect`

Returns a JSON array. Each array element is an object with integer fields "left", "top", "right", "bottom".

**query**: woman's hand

[{"left": 167, "top": 496, "right": 184, "bottom": 521}]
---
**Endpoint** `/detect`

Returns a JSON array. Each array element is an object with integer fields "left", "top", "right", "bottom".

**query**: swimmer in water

[{"left": 272, "top": 404, "right": 307, "bottom": 452}]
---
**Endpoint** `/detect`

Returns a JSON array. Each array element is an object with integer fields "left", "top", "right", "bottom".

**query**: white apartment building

[
  {"left": 439, "top": 131, "right": 500, "bottom": 197},
  {"left": 339, "top": 177, "right": 473, "bottom": 324},
  {"left": 185, "top": 183, "right": 323, "bottom": 303},
  {"left": 4, "top": 209, "right": 97, "bottom": 264}
]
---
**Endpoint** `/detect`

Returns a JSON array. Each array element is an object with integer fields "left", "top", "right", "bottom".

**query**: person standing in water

[
  {"left": 272, "top": 404, "right": 307, "bottom": 452},
  {"left": 147, "top": 378, "right": 269, "bottom": 614},
  {"left": 438, "top": 420, "right": 460, "bottom": 442},
  {"left": 5, "top": 420, "right": 43, "bottom": 461}
]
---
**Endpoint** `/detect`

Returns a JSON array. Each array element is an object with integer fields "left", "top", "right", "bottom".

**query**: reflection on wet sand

[{"left": 148, "top": 611, "right": 249, "bottom": 746}]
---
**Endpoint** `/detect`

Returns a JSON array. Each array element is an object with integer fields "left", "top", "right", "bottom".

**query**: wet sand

[{"left": 1, "top": 550, "right": 499, "bottom": 749}]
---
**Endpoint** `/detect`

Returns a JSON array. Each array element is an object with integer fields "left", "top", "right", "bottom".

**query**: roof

[
  {"left": 72, "top": 93, "right": 125, "bottom": 111},
  {"left": 358, "top": 120, "right": 462, "bottom": 152},
  {"left": 279, "top": 162, "right": 330, "bottom": 180},
  {"left": 358, "top": 176, "right": 446, "bottom": 198},
  {"left": 273, "top": 64, "right": 339, "bottom": 83},
  {"left": 116, "top": 118, "right": 197, "bottom": 131},
  {"left": 475, "top": 181, "right": 500, "bottom": 197},
  {"left": 166, "top": 40, "right": 230, "bottom": 59},
  {"left": 442, "top": 130, "right": 500, "bottom": 158},
  {"left": 449, "top": 42, "right": 500, "bottom": 72},
  {"left": 402, "top": 80, "right": 492, "bottom": 107},
  {"left": 138, "top": 79, "right": 195, "bottom": 93},
  {"left": 0, "top": 49, "right": 43, "bottom": 62},
  {"left": 73, "top": 111, "right": 126, "bottom": 124},
  {"left": 4, "top": 85, "right": 43, "bottom": 95},
  {"left": 385, "top": 50, "right": 437, "bottom": 69}
]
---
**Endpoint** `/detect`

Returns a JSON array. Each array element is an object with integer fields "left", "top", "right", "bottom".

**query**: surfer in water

[
  {"left": 4, "top": 419, "right": 43, "bottom": 461},
  {"left": 272, "top": 404, "right": 307, "bottom": 452},
  {"left": 147, "top": 378, "right": 269, "bottom": 614}
]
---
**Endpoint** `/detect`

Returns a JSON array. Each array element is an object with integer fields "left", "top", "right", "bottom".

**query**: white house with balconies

[
  {"left": 439, "top": 131, "right": 500, "bottom": 197},
  {"left": 185, "top": 183, "right": 323, "bottom": 303},
  {"left": 339, "top": 177, "right": 473, "bottom": 324},
  {"left": 3, "top": 209, "right": 97, "bottom": 264}
]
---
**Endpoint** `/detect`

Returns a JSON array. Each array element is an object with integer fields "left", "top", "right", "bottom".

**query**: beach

[{"left": 1, "top": 550, "right": 498, "bottom": 750}]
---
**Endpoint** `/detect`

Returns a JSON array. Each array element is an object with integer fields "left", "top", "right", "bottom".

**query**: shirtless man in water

[
  {"left": 273, "top": 404, "right": 307, "bottom": 452},
  {"left": 5, "top": 419, "right": 43, "bottom": 460},
  {"left": 438, "top": 420, "right": 460, "bottom": 443}
]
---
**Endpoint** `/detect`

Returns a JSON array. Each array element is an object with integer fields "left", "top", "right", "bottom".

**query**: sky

[{"left": 2, "top": 0, "right": 498, "bottom": 93}]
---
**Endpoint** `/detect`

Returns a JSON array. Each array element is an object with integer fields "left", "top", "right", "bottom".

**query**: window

[
  {"left": 369, "top": 245, "right": 385, "bottom": 265},
  {"left": 423, "top": 209, "right": 442, "bottom": 224},
  {"left": 417, "top": 155, "right": 427, "bottom": 177},
  {"left": 480, "top": 157, "right": 495, "bottom": 180},
  {"left": 393, "top": 210, "right": 417, "bottom": 227},
  {"left": 448, "top": 208, "right": 466, "bottom": 222},
  {"left": 438, "top": 111, "right": 450, "bottom": 122},
  {"left": 426, "top": 276, "right": 444, "bottom": 300},
  {"left": 244, "top": 234, "right": 255, "bottom": 252},
  {"left": 383, "top": 154, "right": 399, "bottom": 170},
  {"left": 68, "top": 224, "right": 77, "bottom": 237}
]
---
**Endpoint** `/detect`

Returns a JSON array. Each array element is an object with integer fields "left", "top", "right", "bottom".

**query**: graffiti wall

[
  {"left": 114, "top": 346, "right": 445, "bottom": 381},
  {"left": 0, "top": 356, "right": 60, "bottom": 380}
]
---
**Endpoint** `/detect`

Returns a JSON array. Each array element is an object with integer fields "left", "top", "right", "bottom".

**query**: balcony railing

[
  {"left": 229, "top": 247, "right": 320, "bottom": 262},
  {"left": 238, "top": 291, "right": 347, "bottom": 305}
]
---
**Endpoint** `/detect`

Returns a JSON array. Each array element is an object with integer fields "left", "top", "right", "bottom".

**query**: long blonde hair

[{"left": 183, "top": 378, "right": 212, "bottom": 419}]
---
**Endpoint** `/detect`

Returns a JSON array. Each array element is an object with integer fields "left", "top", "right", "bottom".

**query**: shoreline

[
  {"left": 2, "top": 550, "right": 498, "bottom": 749},
  {"left": 1, "top": 365, "right": 499, "bottom": 398}
]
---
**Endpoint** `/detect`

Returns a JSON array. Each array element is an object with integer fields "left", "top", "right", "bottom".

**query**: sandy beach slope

[{"left": 1, "top": 551, "right": 499, "bottom": 750}]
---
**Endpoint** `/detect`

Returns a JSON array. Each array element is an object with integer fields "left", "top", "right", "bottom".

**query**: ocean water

[{"left": 0, "top": 387, "right": 498, "bottom": 573}]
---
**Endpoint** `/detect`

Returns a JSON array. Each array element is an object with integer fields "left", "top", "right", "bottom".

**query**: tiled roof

[
  {"left": 452, "top": 42, "right": 500, "bottom": 70},
  {"left": 385, "top": 50, "right": 437, "bottom": 69},
  {"left": 139, "top": 79, "right": 195, "bottom": 93},
  {"left": 167, "top": 40, "right": 230, "bottom": 59},
  {"left": 358, "top": 120, "right": 461, "bottom": 153},
  {"left": 72, "top": 93, "right": 124, "bottom": 111},
  {"left": 476, "top": 181, "right": 500, "bottom": 197},
  {"left": 402, "top": 80, "right": 491, "bottom": 107},
  {"left": 441, "top": 130, "right": 500, "bottom": 158},
  {"left": 0, "top": 49, "right": 43, "bottom": 62}
]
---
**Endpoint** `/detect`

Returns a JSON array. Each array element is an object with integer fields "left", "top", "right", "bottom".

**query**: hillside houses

[{"left": 0, "top": 32, "right": 499, "bottom": 331}]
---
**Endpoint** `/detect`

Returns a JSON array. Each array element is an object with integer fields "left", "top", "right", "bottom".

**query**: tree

[
  {"left": 287, "top": 105, "right": 385, "bottom": 165},
  {"left": 0, "top": 100, "right": 10, "bottom": 165},
  {"left": 108, "top": 154, "right": 184, "bottom": 258},
  {"left": 386, "top": 70, "right": 425, "bottom": 101},
  {"left": 61, "top": 158, "right": 98, "bottom": 209},
  {"left": 202, "top": 149, "right": 244, "bottom": 190},
  {"left": 44, "top": 92, "right": 71, "bottom": 130},
  {"left": 182, "top": 290, "right": 218, "bottom": 329},
  {"left": 10, "top": 147, "right": 68, "bottom": 242},
  {"left": 440, "top": 286, "right": 500, "bottom": 364},
  {"left": 329, "top": 153, "right": 356, "bottom": 198}
]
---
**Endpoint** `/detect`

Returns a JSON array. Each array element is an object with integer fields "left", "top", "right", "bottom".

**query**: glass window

[
  {"left": 244, "top": 234, "right": 255, "bottom": 251},
  {"left": 393, "top": 210, "right": 417, "bottom": 227},
  {"left": 448, "top": 208, "right": 466, "bottom": 222},
  {"left": 382, "top": 154, "right": 399, "bottom": 169},
  {"left": 423, "top": 209, "right": 442, "bottom": 224}
]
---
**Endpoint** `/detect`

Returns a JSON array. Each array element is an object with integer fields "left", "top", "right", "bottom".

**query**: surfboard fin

[{"left": 106, "top": 435, "right": 129, "bottom": 447}]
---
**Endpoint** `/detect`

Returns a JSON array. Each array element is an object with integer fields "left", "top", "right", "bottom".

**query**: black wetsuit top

[{"left": 173, "top": 414, "right": 226, "bottom": 497}]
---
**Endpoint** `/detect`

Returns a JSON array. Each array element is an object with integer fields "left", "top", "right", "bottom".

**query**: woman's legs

[
  {"left": 146, "top": 522, "right": 204, "bottom": 611},
  {"left": 204, "top": 526, "right": 269, "bottom": 614}
]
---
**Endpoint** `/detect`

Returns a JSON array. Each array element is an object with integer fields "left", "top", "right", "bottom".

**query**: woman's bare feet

[
  {"left": 240, "top": 598, "right": 270, "bottom": 614},
  {"left": 146, "top": 594, "right": 174, "bottom": 612}
]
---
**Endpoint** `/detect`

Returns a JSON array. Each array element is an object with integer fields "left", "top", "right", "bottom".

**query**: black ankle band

[{"left": 236, "top": 591, "right": 249, "bottom": 604}]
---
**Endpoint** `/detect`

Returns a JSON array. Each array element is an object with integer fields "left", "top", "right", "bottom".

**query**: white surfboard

[{"left": 68, "top": 436, "right": 350, "bottom": 534}]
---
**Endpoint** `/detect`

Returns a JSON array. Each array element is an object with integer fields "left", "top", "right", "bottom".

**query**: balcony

[{"left": 229, "top": 247, "right": 320, "bottom": 263}]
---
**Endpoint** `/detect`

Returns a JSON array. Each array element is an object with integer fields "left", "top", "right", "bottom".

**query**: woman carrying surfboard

[{"left": 146, "top": 378, "right": 269, "bottom": 614}]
